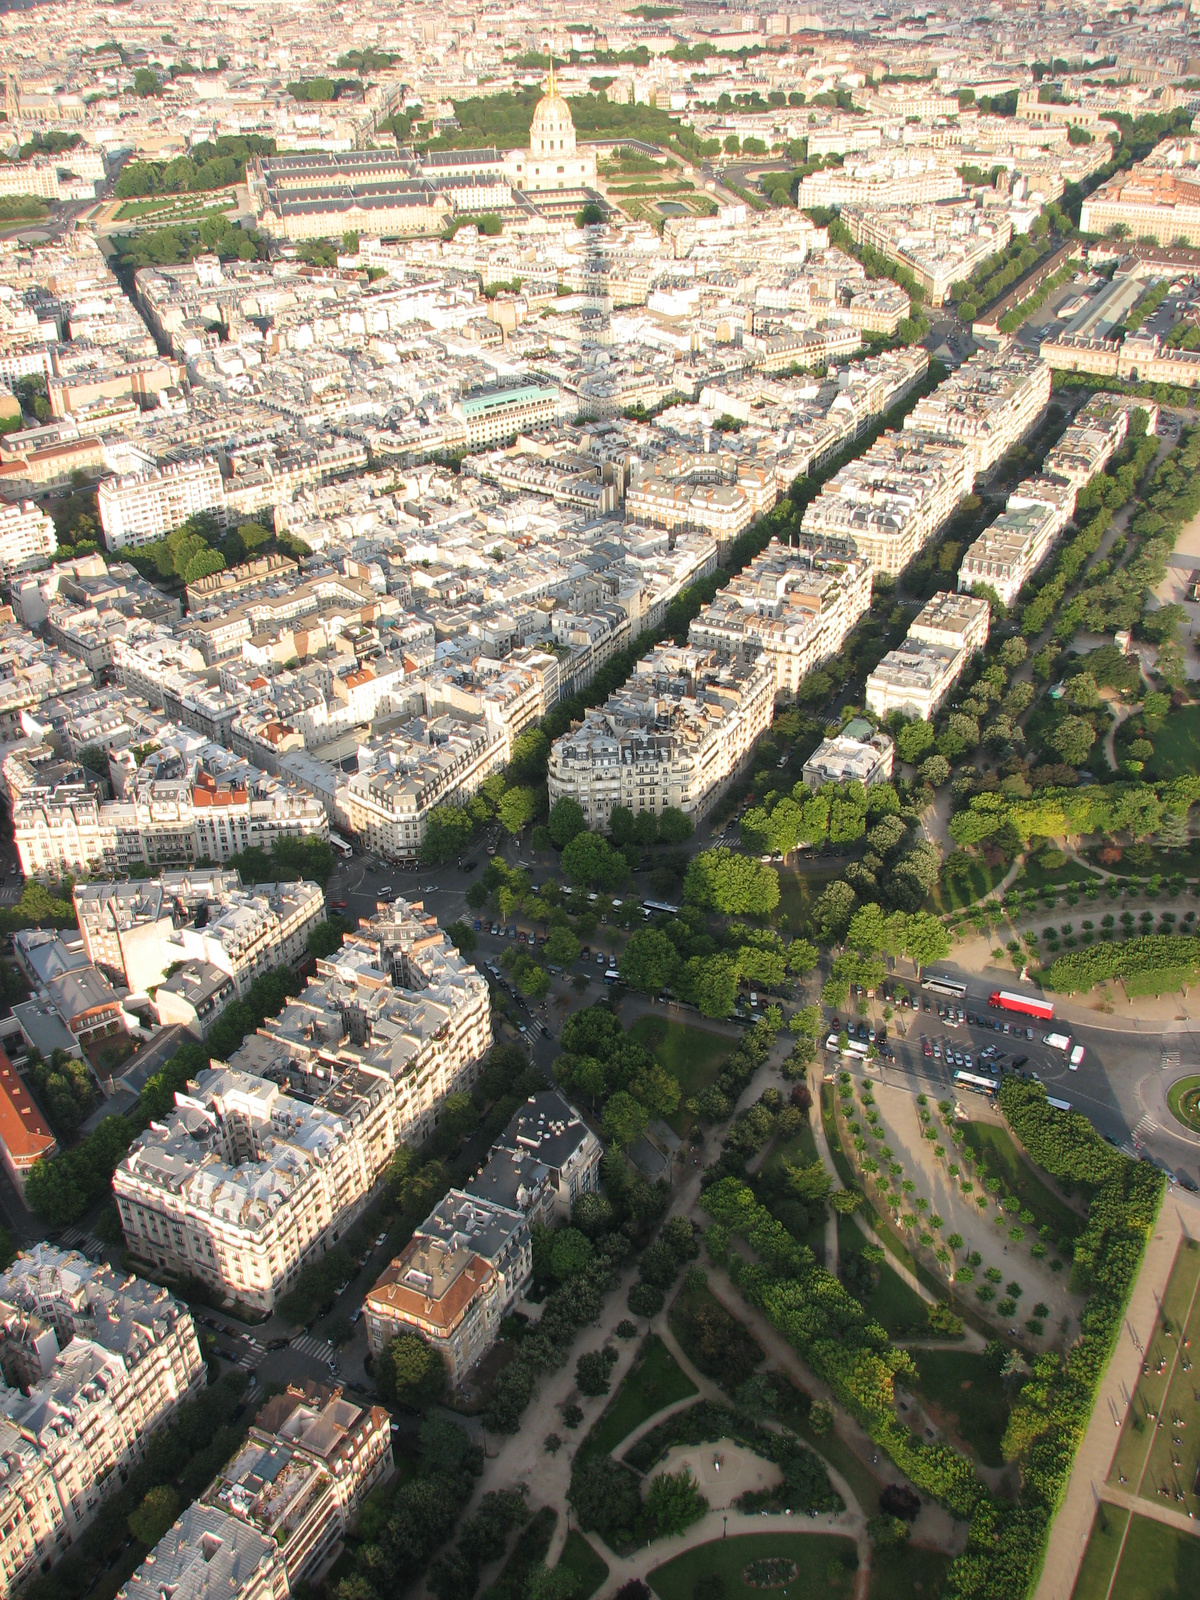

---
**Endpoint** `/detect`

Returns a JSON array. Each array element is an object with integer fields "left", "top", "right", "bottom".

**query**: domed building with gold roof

[{"left": 503, "top": 62, "right": 598, "bottom": 202}]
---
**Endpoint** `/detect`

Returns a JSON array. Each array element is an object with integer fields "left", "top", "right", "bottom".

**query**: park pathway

[{"left": 1031, "top": 1192, "right": 1200, "bottom": 1600}]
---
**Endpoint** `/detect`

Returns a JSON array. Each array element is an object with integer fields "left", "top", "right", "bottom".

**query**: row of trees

[
  {"left": 114, "top": 135, "right": 275, "bottom": 198},
  {"left": 948, "top": 774, "right": 1200, "bottom": 852}
]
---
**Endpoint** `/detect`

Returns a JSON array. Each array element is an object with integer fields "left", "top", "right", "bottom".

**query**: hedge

[{"left": 1042, "top": 933, "right": 1200, "bottom": 994}]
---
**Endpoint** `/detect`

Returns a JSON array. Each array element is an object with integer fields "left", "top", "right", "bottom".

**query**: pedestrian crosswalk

[
  {"left": 59, "top": 1225, "right": 104, "bottom": 1257},
  {"left": 238, "top": 1338, "right": 266, "bottom": 1373},
  {"left": 1133, "top": 1112, "right": 1158, "bottom": 1147},
  {"left": 291, "top": 1333, "right": 338, "bottom": 1365},
  {"left": 1162, "top": 1045, "right": 1182, "bottom": 1074}
]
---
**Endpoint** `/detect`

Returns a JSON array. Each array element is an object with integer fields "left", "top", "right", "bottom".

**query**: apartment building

[
  {"left": 115, "top": 905, "right": 491, "bottom": 1310},
  {"left": 204, "top": 1382, "right": 392, "bottom": 1585},
  {"left": 547, "top": 644, "right": 776, "bottom": 830},
  {"left": 114, "top": 1067, "right": 391, "bottom": 1314},
  {"left": 97, "top": 459, "right": 226, "bottom": 551},
  {"left": 117, "top": 1506, "right": 287, "bottom": 1600},
  {"left": 257, "top": 906, "right": 493, "bottom": 1143},
  {"left": 0, "top": 1047, "right": 56, "bottom": 1199},
  {"left": 686, "top": 542, "right": 873, "bottom": 696},
  {"left": 1079, "top": 152, "right": 1200, "bottom": 247},
  {"left": 844, "top": 199, "right": 1014, "bottom": 304},
  {"left": 0, "top": 501, "right": 56, "bottom": 581},
  {"left": 1042, "top": 392, "right": 1142, "bottom": 486},
  {"left": 364, "top": 1233, "right": 503, "bottom": 1388},
  {"left": 802, "top": 721, "right": 895, "bottom": 790},
  {"left": 957, "top": 476, "right": 1077, "bottom": 606},
  {"left": 452, "top": 384, "right": 562, "bottom": 449},
  {"left": 414, "top": 1191, "right": 531, "bottom": 1312},
  {"left": 342, "top": 716, "right": 507, "bottom": 864},
  {"left": 14, "top": 775, "right": 328, "bottom": 881},
  {"left": 0, "top": 1247, "right": 204, "bottom": 1599},
  {"left": 865, "top": 591, "right": 990, "bottom": 720},
  {"left": 800, "top": 431, "right": 974, "bottom": 575},
  {"left": 908, "top": 591, "right": 992, "bottom": 658},
  {"left": 364, "top": 1089, "right": 594, "bottom": 1385},
  {"left": 491, "top": 1090, "right": 603, "bottom": 1218},
  {"left": 902, "top": 346, "right": 1052, "bottom": 478}
]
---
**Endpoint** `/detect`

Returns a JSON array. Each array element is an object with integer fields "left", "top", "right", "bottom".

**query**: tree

[
  {"left": 813, "top": 880, "right": 856, "bottom": 943},
  {"left": 377, "top": 1332, "right": 445, "bottom": 1405},
  {"left": 182, "top": 548, "right": 225, "bottom": 585},
  {"left": 527, "top": 1566, "right": 580, "bottom": 1600},
  {"left": 498, "top": 786, "right": 539, "bottom": 834},
  {"left": 551, "top": 1227, "right": 594, "bottom": 1281},
  {"left": 548, "top": 797, "right": 587, "bottom": 849},
  {"left": 575, "top": 1349, "right": 615, "bottom": 1396},
  {"left": 128, "top": 1486, "right": 179, "bottom": 1547},
  {"left": 658, "top": 807, "right": 693, "bottom": 843},
  {"left": 896, "top": 719, "right": 935, "bottom": 764},
  {"left": 684, "top": 952, "right": 739, "bottom": 1017},
  {"left": 629, "top": 1060, "right": 681, "bottom": 1118},
  {"left": 1049, "top": 716, "right": 1096, "bottom": 766},
  {"left": 419, "top": 1414, "right": 474, "bottom": 1473},
  {"left": 684, "top": 848, "right": 779, "bottom": 915},
  {"left": 645, "top": 1468, "right": 708, "bottom": 1536},
  {"left": 848, "top": 903, "right": 888, "bottom": 954},
  {"left": 786, "top": 1158, "right": 832, "bottom": 1203},
  {"left": 545, "top": 925, "right": 580, "bottom": 965},
  {"left": 561, "top": 831, "right": 628, "bottom": 891},
  {"left": 604, "top": 1091, "right": 649, "bottom": 1148},
  {"left": 620, "top": 927, "right": 680, "bottom": 994},
  {"left": 904, "top": 912, "right": 950, "bottom": 977},
  {"left": 569, "top": 1457, "right": 642, "bottom": 1537},
  {"left": 445, "top": 920, "right": 477, "bottom": 956},
  {"left": 421, "top": 805, "right": 475, "bottom": 863},
  {"left": 428, "top": 1549, "right": 477, "bottom": 1600}
]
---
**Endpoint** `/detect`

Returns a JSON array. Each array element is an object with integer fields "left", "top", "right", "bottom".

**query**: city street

[{"left": 844, "top": 960, "right": 1200, "bottom": 1189}]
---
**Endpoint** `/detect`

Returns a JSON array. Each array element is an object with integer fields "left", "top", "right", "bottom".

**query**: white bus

[
  {"left": 923, "top": 975, "right": 968, "bottom": 1000},
  {"left": 826, "top": 1033, "right": 869, "bottom": 1058},
  {"left": 642, "top": 900, "right": 681, "bottom": 917},
  {"left": 953, "top": 1069, "right": 999, "bottom": 1097},
  {"left": 328, "top": 831, "right": 353, "bottom": 859}
]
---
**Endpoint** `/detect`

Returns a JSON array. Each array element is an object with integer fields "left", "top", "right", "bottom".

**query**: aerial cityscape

[{"left": 3, "top": 4, "right": 1200, "bottom": 1600}]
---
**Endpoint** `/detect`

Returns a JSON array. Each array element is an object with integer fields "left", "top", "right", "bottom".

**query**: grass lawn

[
  {"left": 867, "top": 1541, "right": 953, "bottom": 1600},
  {"left": 933, "top": 858, "right": 1011, "bottom": 912},
  {"left": 912, "top": 1350, "right": 1010, "bottom": 1468},
  {"left": 1166, "top": 1075, "right": 1200, "bottom": 1133},
  {"left": 648, "top": 1533, "right": 858, "bottom": 1600},
  {"left": 1107, "top": 1237, "right": 1200, "bottom": 1515},
  {"left": 776, "top": 863, "right": 840, "bottom": 927},
  {"left": 1069, "top": 1503, "right": 1130, "bottom": 1600},
  {"left": 556, "top": 1531, "right": 608, "bottom": 1600},
  {"left": 762, "top": 1124, "right": 820, "bottom": 1175},
  {"left": 961, "top": 1121, "right": 1085, "bottom": 1241},
  {"left": 839, "top": 1215, "right": 932, "bottom": 1338},
  {"left": 1145, "top": 703, "right": 1200, "bottom": 782},
  {"left": 629, "top": 1016, "right": 730, "bottom": 1134},
  {"left": 1109, "top": 1512, "right": 1200, "bottom": 1600},
  {"left": 579, "top": 1333, "right": 697, "bottom": 1461},
  {"left": 1016, "top": 855, "right": 1100, "bottom": 892}
]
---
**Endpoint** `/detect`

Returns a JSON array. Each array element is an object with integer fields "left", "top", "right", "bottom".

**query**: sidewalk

[{"left": 1031, "top": 1192, "right": 1200, "bottom": 1600}]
